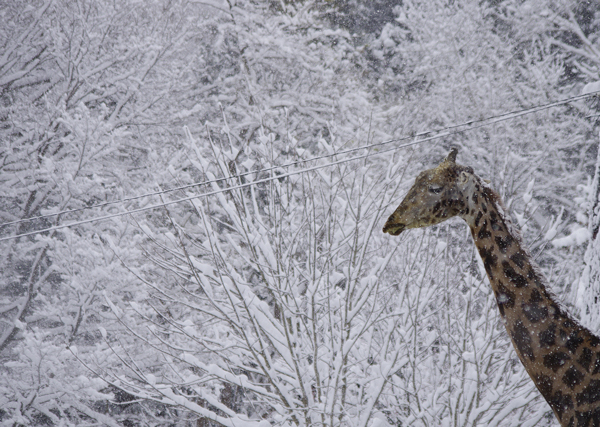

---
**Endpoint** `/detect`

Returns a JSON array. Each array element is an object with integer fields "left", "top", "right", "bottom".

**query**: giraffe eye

[{"left": 429, "top": 186, "right": 443, "bottom": 194}]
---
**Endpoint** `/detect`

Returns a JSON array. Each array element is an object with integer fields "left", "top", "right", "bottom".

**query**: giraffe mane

[
  {"left": 479, "top": 178, "right": 524, "bottom": 246},
  {"left": 479, "top": 176, "right": 567, "bottom": 313}
]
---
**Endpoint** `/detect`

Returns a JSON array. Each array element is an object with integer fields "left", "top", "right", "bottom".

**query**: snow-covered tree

[
  {"left": 97, "top": 1, "right": 590, "bottom": 424},
  {"left": 579, "top": 138, "right": 600, "bottom": 332},
  {"left": 1, "top": 0, "right": 597, "bottom": 426},
  {"left": 0, "top": 0, "right": 211, "bottom": 423},
  {"left": 498, "top": 0, "right": 600, "bottom": 333}
]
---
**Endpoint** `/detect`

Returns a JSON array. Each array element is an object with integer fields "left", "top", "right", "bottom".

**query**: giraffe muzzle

[{"left": 382, "top": 222, "right": 405, "bottom": 236}]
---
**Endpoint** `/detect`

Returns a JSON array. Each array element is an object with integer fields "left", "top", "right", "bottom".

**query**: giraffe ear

[
  {"left": 443, "top": 148, "right": 458, "bottom": 164},
  {"left": 458, "top": 170, "right": 475, "bottom": 189}
]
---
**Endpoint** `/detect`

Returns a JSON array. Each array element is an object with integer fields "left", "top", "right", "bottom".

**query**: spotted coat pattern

[{"left": 383, "top": 149, "right": 600, "bottom": 427}]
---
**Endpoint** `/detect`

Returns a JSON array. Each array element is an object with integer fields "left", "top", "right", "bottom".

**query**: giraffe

[{"left": 383, "top": 148, "right": 600, "bottom": 427}]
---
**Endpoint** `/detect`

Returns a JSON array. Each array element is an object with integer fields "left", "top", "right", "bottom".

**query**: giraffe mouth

[{"left": 382, "top": 222, "right": 405, "bottom": 236}]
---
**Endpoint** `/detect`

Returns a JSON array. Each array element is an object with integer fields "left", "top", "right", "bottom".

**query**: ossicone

[{"left": 443, "top": 147, "right": 458, "bottom": 165}]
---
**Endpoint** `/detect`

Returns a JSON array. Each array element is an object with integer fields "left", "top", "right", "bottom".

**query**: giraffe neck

[{"left": 464, "top": 184, "right": 600, "bottom": 426}]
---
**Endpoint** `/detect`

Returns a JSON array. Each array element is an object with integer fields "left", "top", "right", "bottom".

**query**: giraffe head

[{"left": 383, "top": 148, "right": 477, "bottom": 236}]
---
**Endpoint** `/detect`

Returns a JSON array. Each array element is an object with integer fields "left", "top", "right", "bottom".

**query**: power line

[
  {"left": 2, "top": 89, "right": 598, "bottom": 231},
  {"left": 0, "top": 131, "right": 408, "bottom": 230},
  {"left": 1, "top": 89, "right": 599, "bottom": 243},
  {"left": 0, "top": 142, "right": 400, "bottom": 243}
]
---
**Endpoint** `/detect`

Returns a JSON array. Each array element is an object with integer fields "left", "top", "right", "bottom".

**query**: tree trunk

[{"left": 578, "top": 135, "right": 600, "bottom": 332}]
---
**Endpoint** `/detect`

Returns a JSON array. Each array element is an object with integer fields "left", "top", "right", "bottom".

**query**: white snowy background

[{"left": 1, "top": 0, "right": 600, "bottom": 426}]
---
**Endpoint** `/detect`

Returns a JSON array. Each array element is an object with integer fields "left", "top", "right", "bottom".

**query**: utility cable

[
  {"left": 1, "top": 89, "right": 599, "bottom": 243},
  {"left": 0, "top": 142, "right": 401, "bottom": 243},
  {"left": 2, "top": 89, "right": 598, "bottom": 230}
]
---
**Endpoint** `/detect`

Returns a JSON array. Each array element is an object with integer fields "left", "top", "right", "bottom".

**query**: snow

[
  {"left": 522, "top": 178, "right": 535, "bottom": 204},
  {"left": 552, "top": 226, "right": 591, "bottom": 248},
  {"left": 544, "top": 208, "right": 563, "bottom": 241},
  {"left": 581, "top": 81, "right": 600, "bottom": 96}
]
